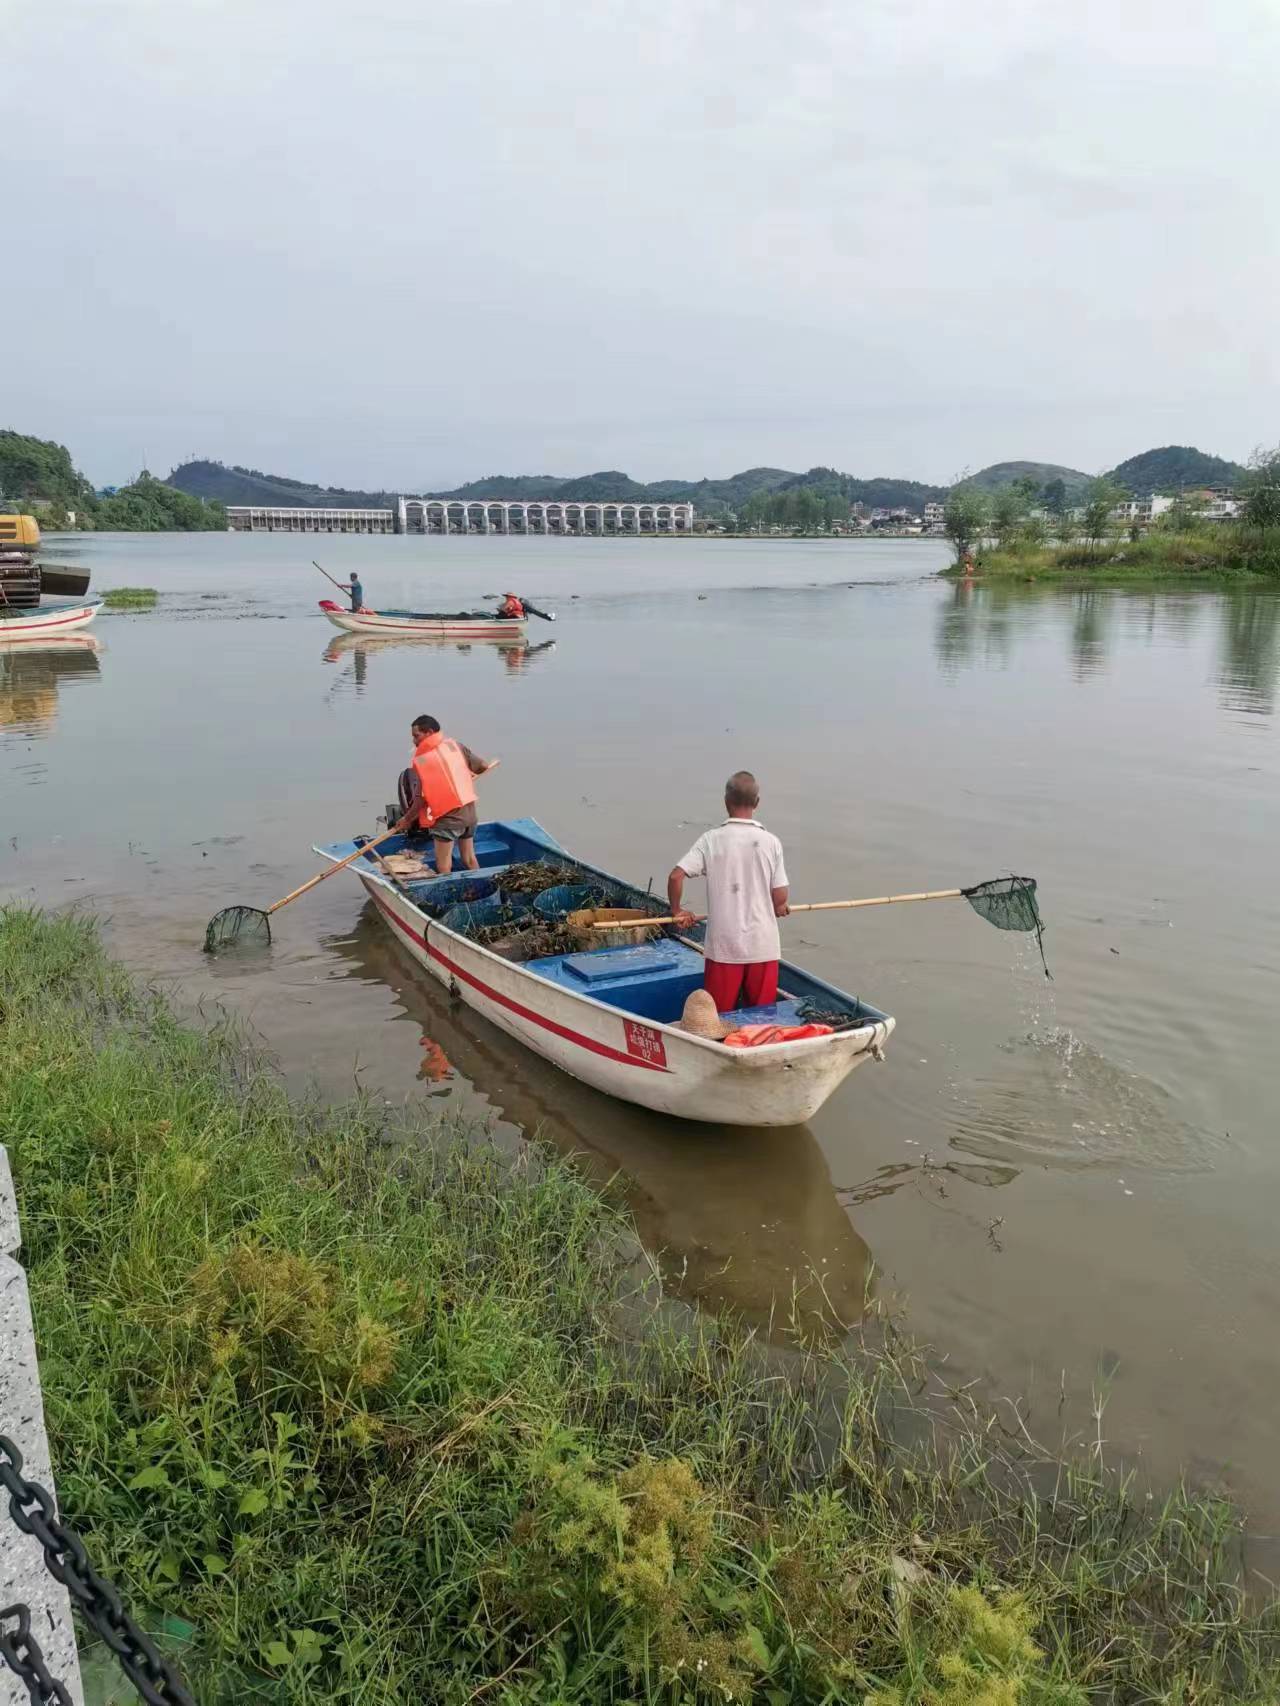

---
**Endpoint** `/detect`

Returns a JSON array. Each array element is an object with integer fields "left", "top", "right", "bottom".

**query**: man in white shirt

[{"left": 668, "top": 771, "right": 790, "bottom": 1013}]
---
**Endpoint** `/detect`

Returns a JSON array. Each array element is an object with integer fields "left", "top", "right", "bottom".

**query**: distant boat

[
  {"left": 319, "top": 599, "right": 526, "bottom": 639},
  {"left": 313, "top": 817, "right": 895, "bottom": 1127},
  {"left": 39, "top": 565, "right": 91, "bottom": 598},
  {"left": 0, "top": 598, "right": 102, "bottom": 642}
]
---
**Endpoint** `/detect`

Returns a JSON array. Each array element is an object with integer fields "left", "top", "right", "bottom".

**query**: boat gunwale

[
  {"left": 0, "top": 597, "right": 103, "bottom": 638},
  {"left": 314, "top": 836, "right": 891, "bottom": 1063},
  {"left": 318, "top": 599, "right": 526, "bottom": 633}
]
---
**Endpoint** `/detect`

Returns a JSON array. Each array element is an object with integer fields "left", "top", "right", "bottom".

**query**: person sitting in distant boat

[
  {"left": 393, "top": 714, "right": 494, "bottom": 875},
  {"left": 668, "top": 770, "right": 790, "bottom": 1014},
  {"left": 498, "top": 592, "right": 524, "bottom": 619},
  {"left": 348, "top": 573, "right": 364, "bottom": 612}
]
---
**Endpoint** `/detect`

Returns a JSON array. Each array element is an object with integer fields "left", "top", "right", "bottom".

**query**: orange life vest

[
  {"left": 499, "top": 596, "right": 524, "bottom": 618},
  {"left": 411, "top": 732, "right": 477, "bottom": 828}
]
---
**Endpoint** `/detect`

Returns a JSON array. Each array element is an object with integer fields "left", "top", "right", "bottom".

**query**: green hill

[
  {"left": 2, "top": 434, "right": 224, "bottom": 530},
  {"left": 164, "top": 444, "right": 1251, "bottom": 521},
  {"left": 0, "top": 429, "right": 95, "bottom": 507},
  {"left": 959, "top": 460, "right": 1091, "bottom": 498},
  {"left": 167, "top": 460, "right": 396, "bottom": 510},
  {"left": 437, "top": 474, "right": 567, "bottom": 500},
  {"left": 1105, "top": 445, "right": 1243, "bottom": 494},
  {"left": 441, "top": 467, "right": 801, "bottom": 513}
]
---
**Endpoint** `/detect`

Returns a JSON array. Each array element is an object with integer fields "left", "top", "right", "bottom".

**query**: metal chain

[
  {"left": 0, "top": 1603, "right": 75, "bottom": 1706},
  {"left": 0, "top": 1435, "right": 196, "bottom": 1706}
]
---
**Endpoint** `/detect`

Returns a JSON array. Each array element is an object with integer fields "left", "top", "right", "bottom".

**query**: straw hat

[{"left": 676, "top": 988, "right": 732, "bottom": 1040}]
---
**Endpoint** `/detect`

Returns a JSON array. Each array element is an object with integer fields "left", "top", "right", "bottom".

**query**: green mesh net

[
  {"left": 961, "top": 877, "right": 1050, "bottom": 976},
  {"left": 204, "top": 905, "right": 271, "bottom": 954}
]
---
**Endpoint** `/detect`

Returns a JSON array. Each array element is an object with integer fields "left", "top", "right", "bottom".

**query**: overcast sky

[{"left": 7, "top": 0, "right": 1276, "bottom": 490}]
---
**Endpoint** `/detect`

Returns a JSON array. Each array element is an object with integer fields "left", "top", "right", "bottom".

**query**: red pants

[{"left": 703, "top": 959, "right": 779, "bottom": 1014}]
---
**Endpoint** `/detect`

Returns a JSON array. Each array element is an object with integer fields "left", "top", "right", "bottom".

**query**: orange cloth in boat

[
  {"left": 721, "top": 1022, "right": 833, "bottom": 1048},
  {"left": 411, "top": 732, "right": 478, "bottom": 829},
  {"left": 499, "top": 595, "right": 524, "bottom": 618}
]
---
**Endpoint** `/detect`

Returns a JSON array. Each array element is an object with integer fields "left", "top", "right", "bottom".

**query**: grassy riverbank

[
  {"left": 943, "top": 527, "right": 1280, "bottom": 584},
  {"left": 2, "top": 909, "right": 1277, "bottom": 1704}
]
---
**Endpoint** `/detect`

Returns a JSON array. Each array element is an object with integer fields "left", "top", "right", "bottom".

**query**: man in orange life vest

[
  {"left": 498, "top": 592, "right": 524, "bottom": 619},
  {"left": 393, "top": 714, "right": 495, "bottom": 875}
]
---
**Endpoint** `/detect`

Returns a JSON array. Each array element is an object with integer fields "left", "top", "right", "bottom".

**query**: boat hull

[
  {"left": 319, "top": 600, "right": 526, "bottom": 639},
  {"left": 315, "top": 823, "right": 895, "bottom": 1126},
  {"left": 0, "top": 598, "right": 102, "bottom": 642}
]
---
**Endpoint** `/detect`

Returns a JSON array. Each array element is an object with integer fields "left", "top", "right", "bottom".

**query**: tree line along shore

[
  {"left": 940, "top": 449, "right": 1280, "bottom": 582},
  {"left": 2, "top": 906, "right": 1278, "bottom": 1704}
]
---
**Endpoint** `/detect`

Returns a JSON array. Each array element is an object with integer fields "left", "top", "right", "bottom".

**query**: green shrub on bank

[
  {"left": 1, "top": 908, "right": 1277, "bottom": 1704},
  {"left": 949, "top": 525, "right": 1280, "bottom": 581}
]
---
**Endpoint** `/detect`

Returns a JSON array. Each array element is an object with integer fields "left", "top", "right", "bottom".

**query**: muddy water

[{"left": 3, "top": 533, "right": 1279, "bottom": 1528}]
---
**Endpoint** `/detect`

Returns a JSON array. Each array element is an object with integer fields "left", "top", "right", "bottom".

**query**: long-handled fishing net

[
  {"left": 959, "top": 876, "right": 1051, "bottom": 978},
  {"left": 204, "top": 829, "right": 398, "bottom": 954},
  {"left": 204, "top": 904, "right": 273, "bottom": 953},
  {"left": 593, "top": 872, "right": 1052, "bottom": 976}
]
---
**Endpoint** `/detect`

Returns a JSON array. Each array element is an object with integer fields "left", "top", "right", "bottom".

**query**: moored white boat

[
  {"left": 314, "top": 818, "right": 895, "bottom": 1126},
  {"left": 0, "top": 597, "right": 102, "bottom": 642},
  {"left": 318, "top": 599, "right": 527, "bottom": 639}
]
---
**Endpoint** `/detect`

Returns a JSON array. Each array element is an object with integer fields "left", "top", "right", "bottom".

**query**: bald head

[{"left": 724, "top": 770, "right": 760, "bottom": 814}]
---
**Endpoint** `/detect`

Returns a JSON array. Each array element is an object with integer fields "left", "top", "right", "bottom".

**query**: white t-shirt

[{"left": 677, "top": 818, "right": 789, "bottom": 964}]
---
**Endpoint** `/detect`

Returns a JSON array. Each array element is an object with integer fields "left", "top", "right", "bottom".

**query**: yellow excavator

[{"left": 0, "top": 507, "right": 41, "bottom": 609}]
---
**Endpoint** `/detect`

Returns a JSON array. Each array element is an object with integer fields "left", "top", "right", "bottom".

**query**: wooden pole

[
  {"left": 313, "top": 559, "right": 349, "bottom": 594},
  {"left": 266, "top": 827, "right": 401, "bottom": 916},
  {"left": 591, "top": 889, "right": 965, "bottom": 930}
]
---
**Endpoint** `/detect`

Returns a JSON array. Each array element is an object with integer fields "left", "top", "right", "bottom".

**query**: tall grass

[
  {"left": 2, "top": 907, "right": 1277, "bottom": 1703},
  {"left": 950, "top": 525, "right": 1280, "bottom": 582}
]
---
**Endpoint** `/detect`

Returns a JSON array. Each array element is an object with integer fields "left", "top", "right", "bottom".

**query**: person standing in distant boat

[
  {"left": 668, "top": 770, "right": 790, "bottom": 1013},
  {"left": 348, "top": 572, "right": 364, "bottom": 611}
]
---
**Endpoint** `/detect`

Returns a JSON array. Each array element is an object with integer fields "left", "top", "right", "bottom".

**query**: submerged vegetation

[
  {"left": 2, "top": 908, "right": 1279, "bottom": 1703},
  {"left": 101, "top": 585, "right": 159, "bottom": 609}
]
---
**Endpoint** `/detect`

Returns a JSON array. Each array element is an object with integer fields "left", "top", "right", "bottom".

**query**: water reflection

[
  {"left": 1069, "top": 590, "right": 1108, "bottom": 679},
  {"left": 934, "top": 581, "right": 1280, "bottom": 717},
  {"left": 0, "top": 636, "right": 103, "bottom": 737},
  {"left": 327, "top": 906, "right": 871, "bottom": 1339},
  {"left": 1216, "top": 590, "right": 1280, "bottom": 716},
  {"left": 321, "top": 632, "right": 557, "bottom": 692}
]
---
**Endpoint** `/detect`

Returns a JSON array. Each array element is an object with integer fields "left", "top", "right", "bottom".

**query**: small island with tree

[{"left": 942, "top": 447, "right": 1280, "bottom": 583}]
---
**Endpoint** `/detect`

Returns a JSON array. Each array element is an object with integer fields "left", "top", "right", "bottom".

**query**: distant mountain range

[
  {"left": 166, "top": 459, "right": 945, "bottom": 517},
  {"left": 165, "top": 444, "right": 1248, "bottom": 518}
]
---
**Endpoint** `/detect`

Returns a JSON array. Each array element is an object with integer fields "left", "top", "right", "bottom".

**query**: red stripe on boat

[
  {"left": 1, "top": 607, "right": 95, "bottom": 635},
  {"left": 370, "top": 889, "right": 671, "bottom": 1073}
]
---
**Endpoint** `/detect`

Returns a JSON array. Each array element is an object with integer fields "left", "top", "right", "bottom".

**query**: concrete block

[{"left": 0, "top": 1143, "right": 84, "bottom": 1706}]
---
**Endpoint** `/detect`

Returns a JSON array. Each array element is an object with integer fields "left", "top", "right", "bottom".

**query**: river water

[{"left": 4, "top": 533, "right": 1279, "bottom": 1530}]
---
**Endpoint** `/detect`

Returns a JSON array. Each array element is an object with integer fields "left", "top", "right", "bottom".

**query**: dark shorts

[
  {"left": 427, "top": 801, "right": 478, "bottom": 842},
  {"left": 396, "top": 770, "right": 477, "bottom": 843}
]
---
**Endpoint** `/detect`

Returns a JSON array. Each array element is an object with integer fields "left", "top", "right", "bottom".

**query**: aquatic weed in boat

[{"left": 499, "top": 860, "right": 582, "bottom": 896}]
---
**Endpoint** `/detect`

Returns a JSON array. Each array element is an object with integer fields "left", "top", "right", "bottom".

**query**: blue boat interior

[{"left": 319, "top": 818, "right": 883, "bottom": 1033}]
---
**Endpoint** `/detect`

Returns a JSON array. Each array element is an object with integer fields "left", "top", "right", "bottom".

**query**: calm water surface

[{"left": 4, "top": 534, "right": 1279, "bottom": 1527}]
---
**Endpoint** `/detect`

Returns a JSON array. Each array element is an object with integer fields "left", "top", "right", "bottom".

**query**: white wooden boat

[
  {"left": 314, "top": 818, "right": 895, "bottom": 1126},
  {"left": 0, "top": 597, "right": 102, "bottom": 643},
  {"left": 318, "top": 599, "right": 526, "bottom": 639}
]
